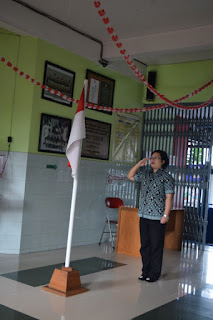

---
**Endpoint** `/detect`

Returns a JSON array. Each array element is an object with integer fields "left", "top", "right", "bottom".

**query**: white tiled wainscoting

[{"left": 0, "top": 152, "right": 138, "bottom": 253}]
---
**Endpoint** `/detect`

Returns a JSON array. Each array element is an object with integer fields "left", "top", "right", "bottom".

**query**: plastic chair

[{"left": 99, "top": 197, "right": 124, "bottom": 248}]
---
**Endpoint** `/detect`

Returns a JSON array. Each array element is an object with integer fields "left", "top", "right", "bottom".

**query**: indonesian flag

[{"left": 66, "top": 87, "right": 86, "bottom": 178}]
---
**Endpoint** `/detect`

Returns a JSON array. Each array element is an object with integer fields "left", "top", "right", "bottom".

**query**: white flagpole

[
  {"left": 65, "top": 175, "right": 79, "bottom": 268},
  {"left": 64, "top": 80, "right": 88, "bottom": 268}
]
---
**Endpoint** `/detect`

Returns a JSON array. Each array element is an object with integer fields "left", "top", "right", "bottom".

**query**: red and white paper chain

[
  {"left": 92, "top": 1, "right": 213, "bottom": 110},
  {"left": 1, "top": 56, "right": 213, "bottom": 112}
]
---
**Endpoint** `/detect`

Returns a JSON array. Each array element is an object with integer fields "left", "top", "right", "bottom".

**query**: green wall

[
  {"left": 0, "top": 29, "right": 144, "bottom": 158},
  {"left": 1, "top": 26, "right": 213, "bottom": 157},
  {"left": 0, "top": 29, "right": 38, "bottom": 152},
  {"left": 11, "top": 37, "right": 38, "bottom": 152},
  {"left": 0, "top": 30, "right": 19, "bottom": 151},
  {"left": 28, "top": 39, "right": 143, "bottom": 158},
  {"left": 145, "top": 60, "right": 213, "bottom": 104}
]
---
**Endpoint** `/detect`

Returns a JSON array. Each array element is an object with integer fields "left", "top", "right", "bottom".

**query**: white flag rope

[
  {"left": 1, "top": 55, "right": 213, "bottom": 112},
  {"left": 91, "top": 1, "right": 213, "bottom": 110}
]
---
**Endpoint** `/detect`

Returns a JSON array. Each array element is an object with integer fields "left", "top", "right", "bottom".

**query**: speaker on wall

[{"left": 146, "top": 71, "right": 156, "bottom": 101}]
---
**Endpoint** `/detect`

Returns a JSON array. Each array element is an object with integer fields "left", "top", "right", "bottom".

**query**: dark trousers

[{"left": 139, "top": 217, "right": 167, "bottom": 280}]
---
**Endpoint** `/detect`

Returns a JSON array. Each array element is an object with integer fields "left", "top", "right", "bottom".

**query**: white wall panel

[
  {"left": 0, "top": 151, "right": 137, "bottom": 253},
  {"left": 0, "top": 151, "right": 28, "bottom": 253}
]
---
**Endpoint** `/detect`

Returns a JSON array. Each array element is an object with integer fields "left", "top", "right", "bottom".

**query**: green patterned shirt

[{"left": 134, "top": 167, "right": 175, "bottom": 220}]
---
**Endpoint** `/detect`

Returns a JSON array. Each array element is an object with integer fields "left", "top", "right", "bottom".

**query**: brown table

[{"left": 116, "top": 207, "right": 184, "bottom": 256}]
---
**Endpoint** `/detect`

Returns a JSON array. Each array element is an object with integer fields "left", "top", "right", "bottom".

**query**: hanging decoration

[
  {"left": 92, "top": 1, "right": 213, "bottom": 110},
  {"left": 1, "top": 55, "right": 213, "bottom": 112}
]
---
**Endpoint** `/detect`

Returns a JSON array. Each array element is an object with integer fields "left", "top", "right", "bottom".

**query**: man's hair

[{"left": 151, "top": 150, "right": 169, "bottom": 169}]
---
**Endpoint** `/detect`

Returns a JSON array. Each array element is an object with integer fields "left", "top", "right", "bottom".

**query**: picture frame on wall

[
  {"left": 112, "top": 113, "right": 141, "bottom": 163},
  {"left": 38, "top": 113, "right": 71, "bottom": 154},
  {"left": 86, "top": 69, "right": 115, "bottom": 115},
  {"left": 81, "top": 118, "right": 111, "bottom": 160},
  {"left": 42, "top": 61, "right": 75, "bottom": 107}
]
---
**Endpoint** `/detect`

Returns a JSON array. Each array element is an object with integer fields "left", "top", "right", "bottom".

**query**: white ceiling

[{"left": 1, "top": 0, "right": 213, "bottom": 78}]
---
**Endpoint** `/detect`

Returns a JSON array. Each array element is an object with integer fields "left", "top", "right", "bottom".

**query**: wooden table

[{"left": 116, "top": 207, "right": 184, "bottom": 257}]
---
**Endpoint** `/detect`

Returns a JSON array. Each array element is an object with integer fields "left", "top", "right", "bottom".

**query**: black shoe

[
  {"left": 138, "top": 274, "right": 147, "bottom": 281},
  {"left": 145, "top": 277, "right": 158, "bottom": 283}
]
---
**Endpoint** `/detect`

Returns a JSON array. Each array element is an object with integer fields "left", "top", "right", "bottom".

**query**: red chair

[{"left": 99, "top": 197, "right": 124, "bottom": 248}]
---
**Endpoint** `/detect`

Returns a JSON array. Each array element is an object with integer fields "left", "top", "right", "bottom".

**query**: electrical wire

[{"left": 0, "top": 143, "right": 11, "bottom": 177}]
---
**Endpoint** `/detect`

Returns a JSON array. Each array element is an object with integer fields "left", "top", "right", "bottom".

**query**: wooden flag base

[{"left": 42, "top": 266, "right": 88, "bottom": 297}]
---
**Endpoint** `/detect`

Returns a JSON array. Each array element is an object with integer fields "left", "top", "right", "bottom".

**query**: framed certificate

[
  {"left": 81, "top": 118, "right": 111, "bottom": 160},
  {"left": 86, "top": 70, "right": 115, "bottom": 115},
  {"left": 38, "top": 113, "right": 71, "bottom": 154}
]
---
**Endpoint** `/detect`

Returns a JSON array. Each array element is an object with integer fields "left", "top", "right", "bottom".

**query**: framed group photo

[
  {"left": 38, "top": 113, "right": 71, "bottom": 154},
  {"left": 86, "top": 69, "right": 115, "bottom": 115},
  {"left": 42, "top": 61, "right": 75, "bottom": 107}
]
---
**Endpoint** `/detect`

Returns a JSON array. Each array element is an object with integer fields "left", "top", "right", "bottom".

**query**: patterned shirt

[{"left": 134, "top": 166, "right": 175, "bottom": 220}]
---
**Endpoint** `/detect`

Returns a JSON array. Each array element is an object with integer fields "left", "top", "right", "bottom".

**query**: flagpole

[
  {"left": 42, "top": 81, "right": 88, "bottom": 297},
  {"left": 65, "top": 175, "right": 79, "bottom": 267},
  {"left": 64, "top": 80, "right": 88, "bottom": 268}
]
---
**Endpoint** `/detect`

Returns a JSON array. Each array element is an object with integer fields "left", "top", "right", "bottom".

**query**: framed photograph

[
  {"left": 42, "top": 61, "right": 75, "bottom": 107},
  {"left": 81, "top": 118, "right": 111, "bottom": 160},
  {"left": 38, "top": 113, "right": 71, "bottom": 154},
  {"left": 86, "top": 69, "right": 115, "bottom": 115}
]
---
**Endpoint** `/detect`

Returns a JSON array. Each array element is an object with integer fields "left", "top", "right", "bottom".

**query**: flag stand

[
  {"left": 42, "top": 179, "right": 88, "bottom": 297},
  {"left": 42, "top": 266, "right": 88, "bottom": 297},
  {"left": 42, "top": 82, "right": 88, "bottom": 297}
]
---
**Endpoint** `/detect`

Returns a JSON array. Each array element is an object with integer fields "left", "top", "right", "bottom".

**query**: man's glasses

[{"left": 150, "top": 156, "right": 162, "bottom": 160}]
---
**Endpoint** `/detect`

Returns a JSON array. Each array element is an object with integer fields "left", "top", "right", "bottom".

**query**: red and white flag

[{"left": 66, "top": 87, "right": 86, "bottom": 177}]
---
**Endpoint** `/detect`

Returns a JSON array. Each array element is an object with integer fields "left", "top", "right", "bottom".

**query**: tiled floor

[
  {"left": 0, "top": 243, "right": 213, "bottom": 320},
  {"left": 1, "top": 257, "right": 125, "bottom": 286},
  {"left": 0, "top": 304, "right": 38, "bottom": 320},
  {"left": 132, "top": 284, "right": 213, "bottom": 320}
]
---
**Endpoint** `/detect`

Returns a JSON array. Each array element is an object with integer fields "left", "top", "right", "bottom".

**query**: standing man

[{"left": 127, "top": 150, "right": 175, "bottom": 282}]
